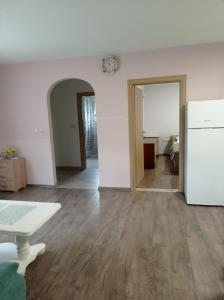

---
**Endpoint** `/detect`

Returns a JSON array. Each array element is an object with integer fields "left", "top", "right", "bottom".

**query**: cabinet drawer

[
  {"left": 0, "top": 179, "right": 15, "bottom": 190},
  {"left": 0, "top": 162, "right": 14, "bottom": 179}
]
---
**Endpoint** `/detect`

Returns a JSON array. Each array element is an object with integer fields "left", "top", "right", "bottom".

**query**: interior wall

[
  {"left": 50, "top": 79, "right": 93, "bottom": 167},
  {"left": 143, "top": 83, "right": 179, "bottom": 154},
  {"left": 0, "top": 42, "right": 224, "bottom": 186}
]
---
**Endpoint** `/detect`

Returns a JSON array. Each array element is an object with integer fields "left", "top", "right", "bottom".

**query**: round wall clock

[{"left": 102, "top": 56, "right": 119, "bottom": 74}]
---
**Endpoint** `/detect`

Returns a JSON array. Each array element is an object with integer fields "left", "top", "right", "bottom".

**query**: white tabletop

[{"left": 0, "top": 200, "right": 61, "bottom": 236}]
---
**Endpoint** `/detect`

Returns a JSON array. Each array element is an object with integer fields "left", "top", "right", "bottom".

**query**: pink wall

[{"left": 0, "top": 42, "right": 224, "bottom": 187}]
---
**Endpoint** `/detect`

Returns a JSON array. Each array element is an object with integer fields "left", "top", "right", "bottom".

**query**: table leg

[
  {"left": 0, "top": 236, "right": 46, "bottom": 275},
  {"left": 16, "top": 236, "right": 30, "bottom": 260}
]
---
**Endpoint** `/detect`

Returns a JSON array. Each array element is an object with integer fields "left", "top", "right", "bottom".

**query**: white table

[{"left": 0, "top": 200, "right": 61, "bottom": 274}]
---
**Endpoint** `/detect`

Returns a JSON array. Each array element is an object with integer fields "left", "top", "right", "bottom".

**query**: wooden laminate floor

[
  {"left": 138, "top": 155, "right": 179, "bottom": 189},
  {"left": 56, "top": 158, "right": 99, "bottom": 189},
  {"left": 0, "top": 187, "right": 224, "bottom": 299}
]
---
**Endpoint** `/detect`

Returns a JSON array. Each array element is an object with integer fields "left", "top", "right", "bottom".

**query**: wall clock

[{"left": 102, "top": 56, "right": 119, "bottom": 74}]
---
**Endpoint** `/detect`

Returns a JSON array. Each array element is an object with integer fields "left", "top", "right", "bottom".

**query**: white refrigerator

[{"left": 185, "top": 99, "right": 224, "bottom": 206}]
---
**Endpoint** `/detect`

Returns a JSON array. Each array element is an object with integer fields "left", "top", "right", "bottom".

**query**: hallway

[
  {"left": 56, "top": 158, "right": 99, "bottom": 189},
  {"left": 138, "top": 155, "right": 179, "bottom": 189}
]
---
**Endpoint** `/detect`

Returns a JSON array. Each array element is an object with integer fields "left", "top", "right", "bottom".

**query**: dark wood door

[{"left": 144, "top": 144, "right": 155, "bottom": 169}]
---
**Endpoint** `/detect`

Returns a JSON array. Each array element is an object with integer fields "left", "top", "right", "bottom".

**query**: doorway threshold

[{"left": 135, "top": 187, "right": 179, "bottom": 193}]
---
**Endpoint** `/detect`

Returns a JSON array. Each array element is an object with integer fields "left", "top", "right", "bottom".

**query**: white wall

[
  {"left": 50, "top": 79, "right": 93, "bottom": 167},
  {"left": 0, "top": 42, "right": 224, "bottom": 186},
  {"left": 143, "top": 83, "right": 179, "bottom": 154}
]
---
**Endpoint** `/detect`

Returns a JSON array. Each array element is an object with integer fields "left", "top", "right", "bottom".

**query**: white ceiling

[{"left": 1, "top": 0, "right": 224, "bottom": 64}]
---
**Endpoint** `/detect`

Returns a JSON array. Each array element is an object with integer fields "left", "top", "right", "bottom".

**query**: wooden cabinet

[
  {"left": 144, "top": 144, "right": 156, "bottom": 169},
  {"left": 0, "top": 158, "right": 27, "bottom": 191},
  {"left": 144, "top": 137, "right": 159, "bottom": 169}
]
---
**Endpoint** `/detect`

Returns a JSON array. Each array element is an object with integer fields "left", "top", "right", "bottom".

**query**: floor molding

[
  {"left": 28, "top": 184, "right": 99, "bottom": 191},
  {"left": 56, "top": 166, "right": 83, "bottom": 171},
  {"left": 28, "top": 185, "right": 178, "bottom": 193},
  {"left": 27, "top": 184, "right": 55, "bottom": 188},
  {"left": 135, "top": 187, "right": 179, "bottom": 193},
  {"left": 98, "top": 187, "right": 131, "bottom": 192}
]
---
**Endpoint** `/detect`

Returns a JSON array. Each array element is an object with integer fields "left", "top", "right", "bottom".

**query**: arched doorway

[{"left": 48, "top": 79, "right": 99, "bottom": 189}]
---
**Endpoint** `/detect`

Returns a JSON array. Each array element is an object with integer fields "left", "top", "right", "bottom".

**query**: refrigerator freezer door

[
  {"left": 187, "top": 99, "right": 224, "bottom": 129},
  {"left": 185, "top": 128, "right": 224, "bottom": 205}
]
